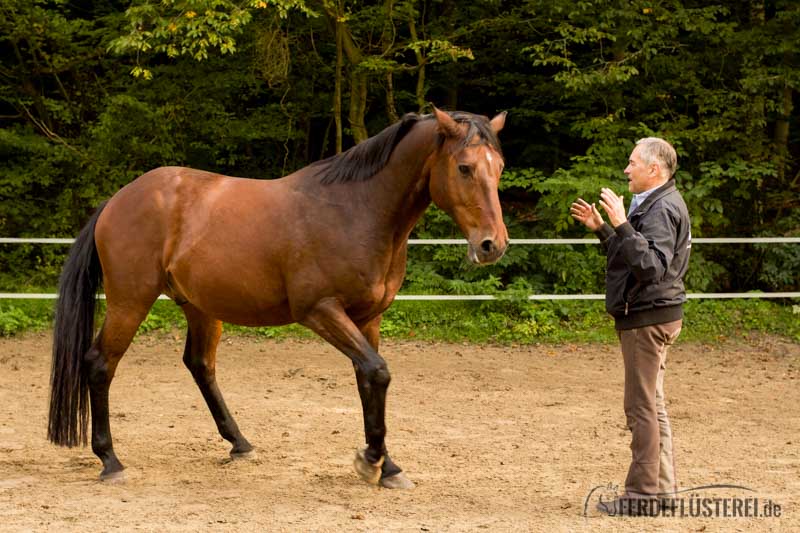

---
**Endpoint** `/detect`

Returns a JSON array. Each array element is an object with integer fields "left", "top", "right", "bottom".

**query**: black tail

[{"left": 48, "top": 202, "right": 107, "bottom": 447}]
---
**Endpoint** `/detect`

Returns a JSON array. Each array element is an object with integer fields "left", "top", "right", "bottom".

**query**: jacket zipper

[{"left": 624, "top": 301, "right": 629, "bottom": 316}]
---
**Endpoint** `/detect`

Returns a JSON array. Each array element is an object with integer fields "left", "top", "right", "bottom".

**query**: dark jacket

[{"left": 595, "top": 179, "right": 691, "bottom": 330}]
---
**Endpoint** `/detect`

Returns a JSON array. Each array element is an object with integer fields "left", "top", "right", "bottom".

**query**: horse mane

[
  {"left": 313, "top": 110, "right": 502, "bottom": 185},
  {"left": 313, "top": 113, "right": 422, "bottom": 185}
]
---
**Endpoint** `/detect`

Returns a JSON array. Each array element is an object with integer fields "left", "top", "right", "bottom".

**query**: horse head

[{"left": 428, "top": 107, "right": 508, "bottom": 265}]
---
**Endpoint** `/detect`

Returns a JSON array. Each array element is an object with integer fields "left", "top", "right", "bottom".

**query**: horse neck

[
  {"left": 366, "top": 120, "right": 438, "bottom": 241},
  {"left": 294, "top": 120, "right": 438, "bottom": 244}
]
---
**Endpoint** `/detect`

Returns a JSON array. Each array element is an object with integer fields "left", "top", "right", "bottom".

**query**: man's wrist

[
  {"left": 610, "top": 216, "right": 626, "bottom": 228},
  {"left": 614, "top": 221, "right": 635, "bottom": 238}
]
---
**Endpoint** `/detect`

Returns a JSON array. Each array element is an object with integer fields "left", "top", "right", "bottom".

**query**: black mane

[
  {"left": 313, "top": 111, "right": 502, "bottom": 185},
  {"left": 313, "top": 113, "right": 422, "bottom": 185}
]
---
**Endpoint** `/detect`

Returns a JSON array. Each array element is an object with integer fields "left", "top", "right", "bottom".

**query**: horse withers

[{"left": 48, "top": 107, "right": 508, "bottom": 489}]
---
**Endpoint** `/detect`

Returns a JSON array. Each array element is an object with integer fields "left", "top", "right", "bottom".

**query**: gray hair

[{"left": 635, "top": 137, "right": 678, "bottom": 179}]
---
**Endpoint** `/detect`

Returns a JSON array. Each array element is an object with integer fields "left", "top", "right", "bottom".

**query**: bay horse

[{"left": 48, "top": 107, "right": 507, "bottom": 489}]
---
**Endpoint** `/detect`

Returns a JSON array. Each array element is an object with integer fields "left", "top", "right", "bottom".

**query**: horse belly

[
  {"left": 168, "top": 249, "right": 292, "bottom": 327},
  {"left": 202, "top": 300, "right": 294, "bottom": 328}
]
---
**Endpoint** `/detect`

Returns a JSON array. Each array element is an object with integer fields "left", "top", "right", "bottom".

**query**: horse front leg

[
  {"left": 300, "top": 299, "right": 410, "bottom": 488},
  {"left": 358, "top": 315, "right": 414, "bottom": 489}
]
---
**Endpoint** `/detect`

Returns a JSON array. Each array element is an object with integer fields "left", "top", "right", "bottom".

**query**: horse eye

[{"left": 458, "top": 164, "right": 472, "bottom": 176}]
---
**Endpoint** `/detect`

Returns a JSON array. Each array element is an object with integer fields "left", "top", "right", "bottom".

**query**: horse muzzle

[{"left": 467, "top": 237, "right": 508, "bottom": 265}]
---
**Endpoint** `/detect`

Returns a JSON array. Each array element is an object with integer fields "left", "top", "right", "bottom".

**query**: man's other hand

[
  {"left": 599, "top": 188, "right": 627, "bottom": 228},
  {"left": 570, "top": 198, "right": 604, "bottom": 231}
]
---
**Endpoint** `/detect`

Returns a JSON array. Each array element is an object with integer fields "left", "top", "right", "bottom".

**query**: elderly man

[{"left": 571, "top": 137, "right": 691, "bottom": 516}]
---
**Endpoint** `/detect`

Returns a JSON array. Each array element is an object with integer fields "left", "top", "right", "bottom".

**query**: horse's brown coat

[{"left": 49, "top": 108, "right": 507, "bottom": 487}]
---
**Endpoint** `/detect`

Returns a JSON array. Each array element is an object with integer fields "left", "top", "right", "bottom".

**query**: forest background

[{"left": 1, "top": 0, "right": 798, "bottom": 341}]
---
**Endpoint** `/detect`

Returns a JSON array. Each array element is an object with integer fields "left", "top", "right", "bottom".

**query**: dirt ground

[{"left": 1, "top": 332, "right": 798, "bottom": 532}]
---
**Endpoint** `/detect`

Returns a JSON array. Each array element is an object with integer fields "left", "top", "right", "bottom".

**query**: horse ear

[
  {"left": 489, "top": 111, "right": 507, "bottom": 134},
  {"left": 432, "top": 106, "right": 460, "bottom": 138}
]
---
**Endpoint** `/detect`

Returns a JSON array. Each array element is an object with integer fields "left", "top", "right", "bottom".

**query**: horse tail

[{"left": 48, "top": 201, "right": 107, "bottom": 447}]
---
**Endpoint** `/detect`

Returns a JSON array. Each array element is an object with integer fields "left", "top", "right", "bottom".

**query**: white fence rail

[
  {"left": 4, "top": 237, "right": 800, "bottom": 245},
  {"left": 1, "top": 292, "right": 798, "bottom": 301},
  {"left": 2, "top": 237, "right": 799, "bottom": 301}
]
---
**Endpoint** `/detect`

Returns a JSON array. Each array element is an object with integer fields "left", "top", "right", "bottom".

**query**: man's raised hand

[{"left": 570, "top": 198, "right": 604, "bottom": 231}]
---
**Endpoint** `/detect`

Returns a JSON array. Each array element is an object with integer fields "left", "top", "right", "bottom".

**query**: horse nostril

[{"left": 480, "top": 239, "right": 494, "bottom": 254}]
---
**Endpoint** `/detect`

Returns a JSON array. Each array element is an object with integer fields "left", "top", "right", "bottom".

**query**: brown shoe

[{"left": 596, "top": 496, "right": 660, "bottom": 517}]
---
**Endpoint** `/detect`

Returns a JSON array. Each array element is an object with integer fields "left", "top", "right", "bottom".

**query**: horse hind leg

[
  {"left": 181, "top": 304, "right": 253, "bottom": 458},
  {"left": 86, "top": 303, "right": 152, "bottom": 481}
]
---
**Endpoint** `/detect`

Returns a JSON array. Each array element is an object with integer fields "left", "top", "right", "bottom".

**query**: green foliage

[
  {"left": 406, "top": 39, "right": 474, "bottom": 63},
  {"left": 0, "top": 300, "right": 52, "bottom": 336},
  {"left": 1, "top": 0, "right": 798, "bottom": 303},
  {"left": 0, "top": 306, "right": 38, "bottom": 336},
  {"left": 758, "top": 242, "right": 800, "bottom": 291},
  {"left": 377, "top": 300, "right": 611, "bottom": 344},
  {"left": 681, "top": 299, "right": 800, "bottom": 342},
  {"left": 2, "top": 298, "right": 797, "bottom": 345},
  {"left": 110, "top": 0, "right": 317, "bottom": 77},
  {"left": 138, "top": 301, "right": 184, "bottom": 333}
]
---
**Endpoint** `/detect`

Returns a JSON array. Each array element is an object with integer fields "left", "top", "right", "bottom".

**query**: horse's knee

[
  {"left": 183, "top": 354, "right": 215, "bottom": 383},
  {"left": 181, "top": 350, "right": 195, "bottom": 372},
  {"left": 182, "top": 335, "right": 216, "bottom": 382},
  {"left": 368, "top": 363, "right": 391, "bottom": 388}
]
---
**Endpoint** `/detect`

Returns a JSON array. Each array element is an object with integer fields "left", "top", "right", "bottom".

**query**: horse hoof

[
  {"left": 230, "top": 449, "right": 257, "bottom": 461},
  {"left": 380, "top": 471, "right": 415, "bottom": 490},
  {"left": 99, "top": 470, "right": 126, "bottom": 484},
  {"left": 353, "top": 449, "right": 384, "bottom": 485}
]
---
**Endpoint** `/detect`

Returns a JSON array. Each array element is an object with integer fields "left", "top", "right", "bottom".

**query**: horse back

[{"left": 93, "top": 166, "right": 404, "bottom": 326}]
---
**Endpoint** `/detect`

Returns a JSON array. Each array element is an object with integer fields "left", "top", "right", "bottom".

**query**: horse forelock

[
  {"left": 451, "top": 112, "right": 503, "bottom": 156},
  {"left": 315, "top": 113, "right": 423, "bottom": 185},
  {"left": 435, "top": 111, "right": 503, "bottom": 158}
]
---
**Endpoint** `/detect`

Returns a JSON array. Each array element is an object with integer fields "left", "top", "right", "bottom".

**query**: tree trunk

[
  {"left": 408, "top": 18, "right": 426, "bottom": 112},
  {"left": 381, "top": 0, "right": 399, "bottom": 123},
  {"left": 385, "top": 72, "right": 399, "bottom": 122},
  {"left": 774, "top": 82, "right": 793, "bottom": 177},
  {"left": 320, "top": 116, "right": 333, "bottom": 160},
  {"left": 349, "top": 71, "right": 369, "bottom": 143},
  {"left": 335, "top": 17, "right": 369, "bottom": 143},
  {"left": 12, "top": 39, "right": 50, "bottom": 130},
  {"left": 334, "top": 2, "right": 343, "bottom": 153},
  {"left": 773, "top": 22, "right": 794, "bottom": 185}
]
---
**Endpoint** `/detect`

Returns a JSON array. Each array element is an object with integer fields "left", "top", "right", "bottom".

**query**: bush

[
  {"left": 1, "top": 297, "right": 797, "bottom": 344},
  {"left": 0, "top": 300, "right": 52, "bottom": 336}
]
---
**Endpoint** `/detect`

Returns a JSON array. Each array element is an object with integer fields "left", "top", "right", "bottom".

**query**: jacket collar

[{"left": 630, "top": 179, "right": 676, "bottom": 217}]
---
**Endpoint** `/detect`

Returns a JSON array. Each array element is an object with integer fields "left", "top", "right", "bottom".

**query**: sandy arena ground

[{"left": 1, "top": 332, "right": 798, "bottom": 532}]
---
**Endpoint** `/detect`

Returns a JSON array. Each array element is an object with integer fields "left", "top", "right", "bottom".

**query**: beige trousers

[{"left": 618, "top": 319, "right": 682, "bottom": 497}]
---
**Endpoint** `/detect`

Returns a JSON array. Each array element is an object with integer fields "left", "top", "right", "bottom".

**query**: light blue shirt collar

[{"left": 628, "top": 184, "right": 661, "bottom": 215}]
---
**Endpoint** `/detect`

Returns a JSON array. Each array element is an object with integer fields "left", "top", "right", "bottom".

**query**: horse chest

[{"left": 345, "top": 256, "right": 406, "bottom": 313}]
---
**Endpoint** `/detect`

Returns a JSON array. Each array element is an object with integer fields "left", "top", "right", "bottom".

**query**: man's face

[{"left": 624, "top": 146, "right": 658, "bottom": 193}]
